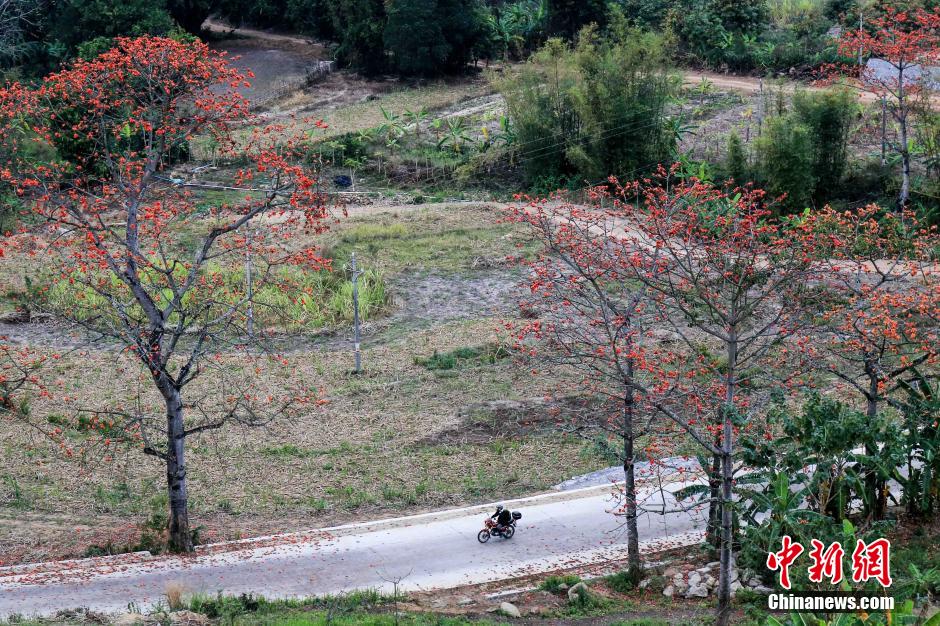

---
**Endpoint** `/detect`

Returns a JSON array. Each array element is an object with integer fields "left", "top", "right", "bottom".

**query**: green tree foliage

[
  {"left": 666, "top": 0, "right": 836, "bottom": 72},
  {"left": 384, "top": 0, "right": 489, "bottom": 76},
  {"left": 619, "top": 0, "right": 671, "bottom": 27},
  {"left": 496, "top": 24, "right": 677, "bottom": 187},
  {"left": 216, "top": 0, "right": 335, "bottom": 37},
  {"left": 166, "top": 0, "right": 216, "bottom": 34},
  {"left": 47, "top": 0, "right": 176, "bottom": 50},
  {"left": 328, "top": 0, "right": 388, "bottom": 74},
  {"left": 546, "top": 0, "right": 608, "bottom": 38}
]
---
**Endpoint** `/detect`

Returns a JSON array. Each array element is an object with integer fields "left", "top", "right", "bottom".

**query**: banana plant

[
  {"left": 436, "top": 117, "right": 471, "bottom": 155},
  {"left": 403, "top": 107, "right": 428, "bottom": 139},
  {"left": 377, "top": 107, "right": 405, "bottom": 147},
  {"left": 893, "top": 368, "right": 940, "bottom": 517}
]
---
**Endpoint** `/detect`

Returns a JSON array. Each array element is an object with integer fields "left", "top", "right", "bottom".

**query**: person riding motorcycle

[{"left": 491, "top": 505, "right": 513, "bottom": 533}]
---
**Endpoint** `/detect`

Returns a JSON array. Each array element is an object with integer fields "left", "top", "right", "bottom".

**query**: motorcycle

[{"left": 477, "top": 511, "right": 522, "bottom": 543}]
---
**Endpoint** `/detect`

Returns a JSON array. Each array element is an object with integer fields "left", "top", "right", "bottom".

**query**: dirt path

[
  {"left": 683, "top": 70, "right": 940, "bottom": 108},
  {"left": 202, "top": 18, "right": 318, "bottom": 47}
]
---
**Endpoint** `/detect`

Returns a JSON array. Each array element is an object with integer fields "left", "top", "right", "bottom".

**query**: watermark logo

[
  {"left": 767, "top": 536, "right": 892, "bottom": 590},
  {"left": 765, "top": 536, "right": 894, "bottom": 613}
]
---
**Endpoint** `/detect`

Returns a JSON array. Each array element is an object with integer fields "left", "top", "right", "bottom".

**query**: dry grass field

[{"left": 0, "top": 202, "right": 608, "bottom": 565}]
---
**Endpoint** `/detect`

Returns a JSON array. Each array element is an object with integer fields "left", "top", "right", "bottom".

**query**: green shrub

[
  {"left": 495, "top": 21, "right": 677, "bottom": 187},
  {"left": 605, "top": 570, "right": 641, "bottom": 593},
  {"left": 538, "top": 574, "right": 581, "bottom": 593},
  {"left": 753, "top": 87, "right": 856, "bottom": 213},
  {"left": 722, "top": 132, "right": 751, "bottom": 185},
  {"left": 41, "top": 262, "right": 388, "bottom": 333},
  {"left": 756, "top": 114, "right": 815, "bottom": 213},
  {"left": 791, "top": 88, "right": 856, "bottom": 203},
  {"left": 413, "top": 343, "right": 509, "bottom": 370}
]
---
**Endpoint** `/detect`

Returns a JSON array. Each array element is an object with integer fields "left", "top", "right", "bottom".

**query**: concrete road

[{"left": 0, "top": 482, "right": 706, "bottom": 618}]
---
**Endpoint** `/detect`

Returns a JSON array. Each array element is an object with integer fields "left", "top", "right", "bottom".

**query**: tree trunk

[
  {"left": 897, "top": 71, "right": 911, "bottom": 211},
  {"left": 716, "top": 334, "right": 737, "bottom": 626},
  {"left": 623, "top": 386, "right": 642, "bottom": 580},
  {"left": 716, "top": 446, "right": 733, "bottom": 626},
  {"left": 164, "top": 387, "right": 193, "bottom": 553},
  {"left": 864, "top": 361, "right": 886, "bottom": 520},
  {"left": 899, "top": 122, "right": 911, "bottom": 210},
  {"left": 706, "top": 449, "right": 722, "bottom": 553}
]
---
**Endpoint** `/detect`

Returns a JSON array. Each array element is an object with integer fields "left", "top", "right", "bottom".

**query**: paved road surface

[{"left": 0, "top": 482, "right": 705, "bottom": 618}]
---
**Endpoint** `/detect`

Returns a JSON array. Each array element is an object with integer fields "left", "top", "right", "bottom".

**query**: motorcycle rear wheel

[
  {"left": 502, "top": 525, "right": 515, "bottom": 539},
  {"left": 477, "top": 529, "right": 491, "bottom": 543}
]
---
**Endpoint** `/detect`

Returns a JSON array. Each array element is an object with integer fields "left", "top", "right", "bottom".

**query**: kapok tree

[
  {"left": 0, "top": 37, "right": 331, "bottom": 552},
  {"left": 506, "top": 198, "right": 654, "bottom": 581},
  {"left": 800, "top": 205, "right": 940, "bottom": 520},
  {"left": 829, "top": 6, "right": 940, "bottom": 209},
  {"left": 604, "top": 171, "right": 819, "bottom": 626}
]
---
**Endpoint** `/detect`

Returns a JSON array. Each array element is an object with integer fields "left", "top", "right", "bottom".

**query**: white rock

[
  {"left": 704, "top": 575, "right": 717, "bottom": 589},
  {"left": 731, "top": 581, "right": 743, "bottom": 596},
  {"left": 499, "top": 602, "right": 522, "bottom": 618},
  {"left": 639, "top": 579, "right": 650, "bottom": 590},
  {"left": 663, "top": 585, "right": 675, "bottom": 597},
  {"left": 686, "top": 583, "right": 709, "bottom": 598},
  {"left": 169, "top": 612, "right": 209, "bottom": 625},
  {"left": 706, "top": 561, "right": 720, "bottom": 569},
  {"left": 113, "top": 615, "right": 144, "bottom": 626},
  {"left": 688, "top": 572, "right": 702, "bottom": 586},
  {"left": 752, "top": 585, "right": 773, "bottom": 595},
  {"left": 567, "top": 582, "right": 590, "bottom": 602},
  {"left": 696, "top": 566, "right": 712, "bottom": 574},
  {"left": 456, "top": 596, "right": 474, "bottom": 606}
]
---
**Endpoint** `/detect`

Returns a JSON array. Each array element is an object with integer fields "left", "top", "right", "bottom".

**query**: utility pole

[
  {"left": 350, "top": 253, "right": 363, "bottom": 374},
  {"left": 245, "top": 227, "right": 254, "bottom": 340},
  {"left": 881, "top": 95, "right": 888, "bottom": 167}
]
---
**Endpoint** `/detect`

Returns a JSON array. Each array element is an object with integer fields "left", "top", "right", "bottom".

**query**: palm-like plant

[
  {"left": 403, "top": 107, "right": 428, "bottom": 139},
  {"left": 377, "top": 107, "right": 406, "bottom": 147},
  {"left": 436, "top": 117, "right": 471, "bottom": 155}
]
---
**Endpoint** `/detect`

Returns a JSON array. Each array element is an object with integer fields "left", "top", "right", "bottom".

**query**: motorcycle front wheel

[
  {"left": 477, "top": 529, "right": 491, "bottom": 543},
  {"left": 502, "top": 525, "right": 515, "bottom": 539}
]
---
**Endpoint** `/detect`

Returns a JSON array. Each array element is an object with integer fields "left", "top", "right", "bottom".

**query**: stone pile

[{"left": 661, "top": 562, "right": 773, "bottom": 599}]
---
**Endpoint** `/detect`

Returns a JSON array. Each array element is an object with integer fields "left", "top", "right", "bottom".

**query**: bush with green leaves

[
  {"left": 667, "top": 0, "right": 839, "bottom": 72},
  {"left": 721, "top": 132, "right": 750, "bottom": 184},
  {"left": 538, "top": 574, "right": 581, "bottom": 593},
  {"left": 495, "top": 22, "right": 677, "bottom": 187},
  {"left": 895, "top": 369, "right": 940, "bottom": 518},
  {"left": 487, "top": 0, "right": 548, "bottom": 59},
  {"left": 732, "top": 394, "right": 905, "bottom": 584},
  {"left": 750, "top": 87, "right": 856, "bottom": 213},
  {"left": 756, "top": 113, "right": 816, "bottom": 212}
]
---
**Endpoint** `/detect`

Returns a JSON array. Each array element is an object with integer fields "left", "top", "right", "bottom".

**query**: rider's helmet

[{"left": 495, "top": 505, "right": 504, "bottom": 512}]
